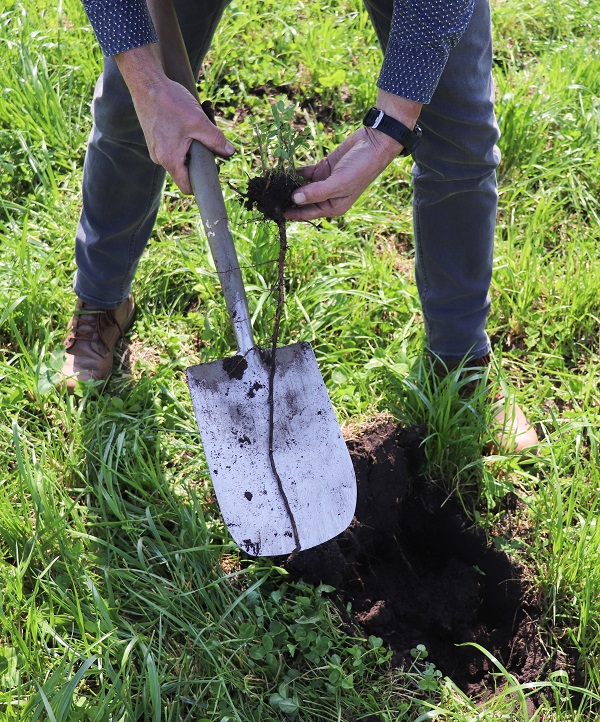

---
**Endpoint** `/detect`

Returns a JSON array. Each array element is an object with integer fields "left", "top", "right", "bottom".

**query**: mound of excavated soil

[{"left": 283, "top": 420, "right": 577, "bottom": 702}]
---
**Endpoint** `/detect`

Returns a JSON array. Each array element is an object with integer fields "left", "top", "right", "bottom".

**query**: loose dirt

[{"left": 283, "top": 419, "right": 578, "bottom": 703}]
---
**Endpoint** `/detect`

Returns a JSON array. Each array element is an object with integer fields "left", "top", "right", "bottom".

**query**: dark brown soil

[
  {"left": 283, "top": 420, "right": 579, "bottom": 705},
  {"left": 244, "top": 170, "right": 302, "bottom": 223}
]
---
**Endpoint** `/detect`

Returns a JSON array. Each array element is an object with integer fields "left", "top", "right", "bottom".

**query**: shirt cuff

[
  {"left": 377, "top": 39, "right": 449, "bottom": 104},
  {"left": 82, "top": 0, "right": 158, "bottom": 56}
]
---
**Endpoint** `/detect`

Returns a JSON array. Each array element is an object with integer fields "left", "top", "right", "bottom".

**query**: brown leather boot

[
  {"left": 433, "top": 354, "right": 539, "bottom": 456},
  {"left": 61, "top": 295, "right": 136, "bottom": 394}
]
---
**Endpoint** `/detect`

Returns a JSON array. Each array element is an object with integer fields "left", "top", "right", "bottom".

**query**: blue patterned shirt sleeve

[
  {"left": 81, "top": 0, "right": 473, "bottom": 101},
  {"left": 81, "top": 0, "right": 158, "bottom": 56},
  {"left": 378, "top": 0, "right": 475, "bottom": 103}
]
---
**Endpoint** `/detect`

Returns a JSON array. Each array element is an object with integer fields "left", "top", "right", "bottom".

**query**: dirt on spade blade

[{"left": 282, "top": 419, "right": 579, "bottom": 704}]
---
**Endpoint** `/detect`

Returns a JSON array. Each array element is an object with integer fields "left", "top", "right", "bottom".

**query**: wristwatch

[{"left": 363, "top": 107, "right": 422, "bottom": 156}]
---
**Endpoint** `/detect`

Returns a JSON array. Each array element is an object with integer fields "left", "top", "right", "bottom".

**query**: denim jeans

[
  {"left": 74, "top": 0, "right": 231, "bottom": 308},
  {"left": 364, "top": 0, "right": 499, "bottom": 363},
  {"left": 75, "top": 0, "right": 498, "bottom": 364}
]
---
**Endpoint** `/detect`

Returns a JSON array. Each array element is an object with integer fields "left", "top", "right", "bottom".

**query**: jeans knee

[{"left": 413, "top": 117, "right": 500, "bottom": 184}]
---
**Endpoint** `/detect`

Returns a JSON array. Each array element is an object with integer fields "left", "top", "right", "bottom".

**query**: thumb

[
  {"left": 292, "top": 177, "right": 345, "bottom": 206},
  {"left": 192, "top": 119, "right": 235, "bottom": 159}
]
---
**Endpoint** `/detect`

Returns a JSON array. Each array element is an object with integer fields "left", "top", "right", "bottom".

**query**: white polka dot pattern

[
  {"left": 82, "top": 0, "right": 158, "bottom": 56},
  {"left": 378, "top": 0, "right": 475, "bottom": 103},
  {"left": 80, "top": 0, "right": 474, "bottom": 101}
]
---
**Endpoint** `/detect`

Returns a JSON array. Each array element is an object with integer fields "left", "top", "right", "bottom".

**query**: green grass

[{"left": 1, "top": 0, "right": 600, "bottom": 719}]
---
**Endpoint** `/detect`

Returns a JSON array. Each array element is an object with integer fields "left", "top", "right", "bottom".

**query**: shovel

[{"left": 186, "top": 141, "right": 357, "bottom": 556}]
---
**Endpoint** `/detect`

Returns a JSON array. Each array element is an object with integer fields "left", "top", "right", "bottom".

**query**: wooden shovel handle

[
  {"left": 146, "top": 0, "right": 198, "bottom": 97},
  {"left": 147, "top": 0, "right": 254, "bottom": 355}
]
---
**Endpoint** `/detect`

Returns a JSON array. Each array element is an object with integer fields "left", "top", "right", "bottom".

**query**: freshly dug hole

[{"left": 282, "top": 419, "right": 578, "bottom": 702}]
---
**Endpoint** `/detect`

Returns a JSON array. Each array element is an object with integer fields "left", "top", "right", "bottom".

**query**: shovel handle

[
  {"left": 189, "top": 141, "right": 255, "bottom": 355},
  {"left": 147, "top": 0, "right": 254, "bottom": 355}
]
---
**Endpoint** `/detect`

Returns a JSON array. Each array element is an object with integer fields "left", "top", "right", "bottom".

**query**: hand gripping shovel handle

[
  {"left": 147, "top": 0, "right": 254, "bottom": 355},
  {"left": 188, "top": 143, "right": 255, "bottom": 355}
]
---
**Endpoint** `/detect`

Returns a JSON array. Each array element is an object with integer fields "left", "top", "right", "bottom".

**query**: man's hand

[
  {"left": 284, "top": 127, "right": 402, "bottom": 221},
  {"left": 115, "top": 44, "right": 234, "bottom": 194},
  {"left": 285, "top": 91, "right": 421, "bottom": 221}
]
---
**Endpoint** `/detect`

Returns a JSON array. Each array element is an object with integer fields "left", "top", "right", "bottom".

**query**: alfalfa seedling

[{"left": 244, "top": 100, "right": 308, "bottom": 223}]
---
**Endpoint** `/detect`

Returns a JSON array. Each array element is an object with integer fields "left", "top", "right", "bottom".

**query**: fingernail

[
  {"left": 225, "top": 141, "right": 235, "bottom": 155},
  {"left": 293, "top": 192, "right": 306, "bottom": 205}
]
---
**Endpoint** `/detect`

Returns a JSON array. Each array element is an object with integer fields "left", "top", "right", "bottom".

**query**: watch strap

[{"left": 363, "top": 107, "right": 421, "bottom": 156}]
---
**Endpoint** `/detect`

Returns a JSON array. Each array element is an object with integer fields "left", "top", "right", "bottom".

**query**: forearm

[
  {"left": 112, "top": 0, "right": 196, "bottom": 100},
  {"left": 80, "top": 0, "right": 196, "bottom": 96},
  {"left": 114, "top": 43, "right": 166, "bottom": 101},
  {"left": 146, "top": 0, "right": 198, "bottom": 96},
  {"left": 376, "top": 89, "right": 422, "bottom": 133}
]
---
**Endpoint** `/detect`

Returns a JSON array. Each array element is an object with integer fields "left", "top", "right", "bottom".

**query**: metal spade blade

[{"left": 186, "top": 344, "right": 356, "bottom": 556}]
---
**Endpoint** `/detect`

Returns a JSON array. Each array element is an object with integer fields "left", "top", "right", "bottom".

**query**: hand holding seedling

[
  {"left": 284, "top": 127, "right": 401, "bottom": 220},
  {"left": 286, "top": 91, "right": 421, "bottom": 221}
]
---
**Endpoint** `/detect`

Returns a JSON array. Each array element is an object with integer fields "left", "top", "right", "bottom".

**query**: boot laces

[{"left": 69, "top": 305, "right": 124, "bottom": 351}]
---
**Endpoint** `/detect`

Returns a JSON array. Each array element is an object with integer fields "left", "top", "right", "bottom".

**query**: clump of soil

[
  {"left": 283, "top": 419, "right": 578, "bottom": 703},
  {"left": 244, "top": 169, "right": 302, "bottom": 223}
]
